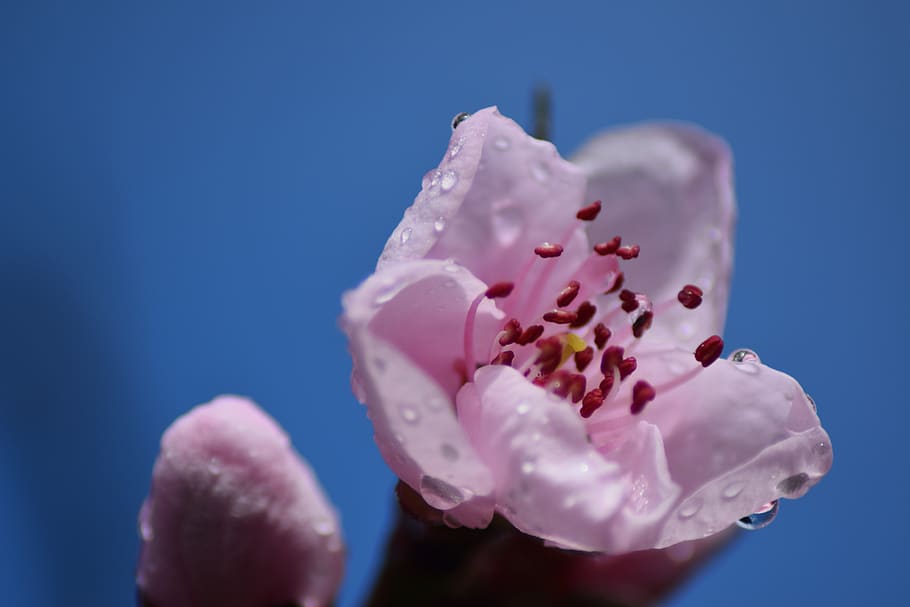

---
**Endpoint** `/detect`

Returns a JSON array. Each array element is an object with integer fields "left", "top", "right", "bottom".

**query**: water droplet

[
  {"left": 722, "top": 480, "right": 746, "bottom": 499},
  {"left": 730, "top": 349, "right": 760, "bottom": 363},
  {"left": 678, "top": 498, "right": 702, "bottom": 519},
  {"left": 313, "top": 516, "right": 335, "bottom": 536},
  {"left": 562, "top": 495, "right": 577, "bottom": 508},
  {"left": 516, "top": 402, "right": 531, "bottom": 415},
  {"left": 206, "top": 457, "right": 222, "bottom": 475},
  {"left": 530, "top": 161, "right": 550, "bottom": 182},
  {"left": 449, "top": 136, "right": 465, "bottom": 158},
  {"left": 433, "top": 217, "right": 447, "bottom": 233},
  {"left": 426, "top": 396, "right": 447, "bottom": 411},
  {"left": 399, "top": 227, "right": 412, "bottom": 244},
  {"left": 451, "top": 112, "right": 470, "bottom": 130},
  {"left": 492, "top": 206, "right": 522, "bottom": 246},
  {"left": 440, "top": 170, "right": 457, "bottom": 191},
  {"left": 139, "top": 516, "right": 154, "bottom": 541},
  {"left": 777, "top": 472, "right": 809, "bottom": 495},
  {"left": 737, "top": 500, "right": 779, "bottom": 530},
  {"left": 577, "top": 462, "right": 590, "bottom": 474},
  {"left": 812, "top": 441, "right": 830, "bottom": 458},
  {"left": 399, "top": 403, "right": 420, "bottom": 424},
  {"left": 440, "top": 443, "right": 459, "bottom": 461},
  {"left": 806, "top": 393, "right": 817, "bottom": 413},
  {"left": 419, "top": 475, "right": 464, "bottom": 509},
  {"left": 521, "top": 461, "right": 535, "bottom": 474},
  {"left": 493, "top": 136, "right": 510, "bottom": 150},
  {"left": 422, "top": 168, "right": 441, "bottom": 189}
]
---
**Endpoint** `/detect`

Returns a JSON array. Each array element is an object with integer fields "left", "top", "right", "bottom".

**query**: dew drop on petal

[
  {"left": 398, "top": 403, "right": 420, "bottom": 424},
  {"left": 516, "top": 402, "right": 531, "bottom": 415},
  {"left": 440, "top": 443, "right": 459, "bottom": 461},
  {"left": 139, "top": 516, "right": 154, "bottom": 542},
  {"left": 737, "top": 500, "right": 779, "bottom": 530},
  {"left": 449, "top": 136, "right": 465, "bottom": 158},
  {"left": 434, "top": 217, "right": 447, "bottom": 233},
  {"left": 313, "top": 516, "right": 335, "bottom": 536},
  {"left": 521, "top": 461, "right": 535, "bottom": 474},
  {"left": 729, "top": 349, "right": 761, "bottom": 363},
  {"left": 426, "top": 396, "right": 447, "bottom": 411},
  {"left": 493, "top": 136, "right": 510, "bottom": 150},
  {"left": 451, "top": 112, "right": 470, "bottom": 130},
  {"left": 441, "top": 170, "right": 457, "bottom": 191},
  {"left": 491, "top": 206, "right": 523, "bottom": 246},
  {"left": 777, "top": 472, "right": 809, "bottom": 495},
  {"left": 678, "top": 498, "right": 702, "bottom": 519},
  {"left": 399, "top": 227, "right": 413, "bottom": 244},
  {"left": 722, "top": 480, "right": 747, "bottom": 499},
  {"left": 206, "top": 457, "right": 222, "bottom": 476},
  {"left": 530, "top": 161, "right": 550, "bottom": 182},
  {"left": 419, "top": 475, "right": 465, "bottom": 509},
  {"left": 806, "top": 393, "right": 817, "bottom": 413}
]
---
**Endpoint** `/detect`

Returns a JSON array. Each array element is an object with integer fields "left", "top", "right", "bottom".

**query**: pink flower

[
  {"left": 136, "top": 396, "right": 344, "bottom": 607},
  {"left": 342, "top": 107, "right": 832, "bottom": 553}
]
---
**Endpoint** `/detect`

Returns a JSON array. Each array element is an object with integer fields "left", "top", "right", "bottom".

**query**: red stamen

[
  {"left": 576, "top": 200, "right": 602, "bottom": 221},
  {"left": 600, "top": 346, "right": 625, "bottom": 374},
  {"left": 694, "top": 335, "right": 724, "bottom": 367},
  {"left": 594, "top": 236, "right": 622, "bottom": 256},
  {"left": 556, "top": 280, "right": 581, "bottom": 307},
  {"left": 490, "top": 350, "right": 515, "bottom": 366},
  {"left": 574, "top": 346, "right": 594, "bottom": 372},
  {"left": 619, "top": 289, "right": 636, "bottom": 302},
  {"left": 485, "top": 281, "right": 514, "bottom": 298},
  {"left": 677, "top": 284, "right": 704, "bottom": 309},
  {"left": 534, "top": 243, "right": 564, "bottom": 258},
  {"left": 631, "top": 310, "right": 653, "bottom": 338},
  {"left": 580, "top": 388, "right": 605, "bottom": 418},
  {"left": 605, "top": 272, "right": 625, "bottom": 294},
  {"left": 569, "top": 301, "right": 596, "bottom": 328},
  {"left": 616, "top": 245, "right": 640, "bottom": 260},
  {"left": 543, "top": 310, "right": 578, "bottom": 324},
  {"left": 619, "top": 356, "right": 637, "bottom": 380},
  {"left": 516, "top": 324, "right": 544, "bottom": 345},
  {"left": 568, "top": 374, "right": 587, "bottom": 403},
  {"left": 621, "top": 298, "right": 639, "bottom": 313},
  {"left": 599, "top": 374, "right": 614, "bottom": 396},
  {"left": 498, "top": 318, "right": 522, "bottom": 346},
  {"left": 535, "top": 336, "right": 563, "bottom": 374},
  {"left": 630, "top": 380, "right": 656, "bottom": 415},
  {"left": 594, "top": 323, "right": 612, "bottom": 349}
]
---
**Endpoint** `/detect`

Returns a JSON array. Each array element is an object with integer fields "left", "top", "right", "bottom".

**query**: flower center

[{"left": 461, "top": 199, "right": 724, "bottom": 422}]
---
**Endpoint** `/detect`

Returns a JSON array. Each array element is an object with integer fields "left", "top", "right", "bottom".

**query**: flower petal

[
  {"left": 379, "top": 107, "right": 589, "bottom": 296},
  {"left": 456, "top": 365, "right": 632, "bottom": 551},
  {"left": 342, "top": 259, "right": 501, "bottom": 527},
  {"left": 593, "top": 347, "right": 832, "bottom": 548},
  {"left": 137, "top": 396, "right": 344, "bottom": 607},
  {"left": 572, "top": 124, "right": 735, "bottom": 348}
]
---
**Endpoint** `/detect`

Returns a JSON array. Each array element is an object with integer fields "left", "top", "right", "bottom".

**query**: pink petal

[
  {"left": 572, "top": 124, "right": 735, "bottom": 349},
  {"left": 136, "top": 396, "right": 344, "bottom": 607},
  {"left": 379, "top": 107, "right": 590, "bottom": 317},
  {"left": 456, "top": 365, "right": 631, "bottom": 551},
  {"left": 342, "top": 259, "right": 499, "bottom": 527},
  {"left": 593, "top": 347, "right": 833, "bottom": 549}
]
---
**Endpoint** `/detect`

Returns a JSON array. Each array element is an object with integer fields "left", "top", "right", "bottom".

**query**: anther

[
  {"left": 516, "top": 324, "right": 544, "bottom": 345},
  {"left": 677, "top": 284, "right": 704, "bottom": 309},
  {"left": 485, "top": 282, "right": 515, "bottom": 298},
  {"left": 568, "top": 374, "right": 587, "bottom": 403},
  {"left": 543, "top": 310, "right": 578, "bottom": 324},
  {"left": 594, "top": 323, "right": 612, "bottom": 349},
  {"left": 535, "top": 336, "right": 563, "bottom": 374},
  {"left": 618, "top": 356, "right": 637, "bottom": 380},
  {"left": 599, "top": 374, "right": 614, "bottom": 396},
  {"left": 576, "top": 200, "right": 602, "bottom": 221},
  {"left": 621, "top": 298, "right": 639, "bottom": 313},
  {"left": 619, "top": 289, "right": 636, "bottom": 302},
  {"left": 600, "top": 346, "right": 625, "bottom": 374},
  {"left": 580, "top": 389, "right": 605, "bottom": 418},
  {"left": 491, "top": 350, "right": 515, "bottom": 366},
  {"left": 574, "top": 346, "right": 594, "bottom": 372},
  {"left": 498, "top": 318, "right": 522, "bottom": 346},
  {"left": 605, "top": 272, "right": 625, "bottom": 294},
  {"left": 631, "top": 310, "right": 653, "bottom": 338},
  {"left": 534, "top": 243, "right": 564, "bottom": 258},
  {"left": 556, "top": 281, "right": 581, "bottom": 307},
  {"left": 594, "top": 236, "right": 621, "bottom": 256},
  {"left": 569, "top": 301, "right": 596, "bottom": 328},
  {"left": 694, "top": 335, "right": 724, "bottom": 367},
  {"left": 630, "top": 381, "right": 656, "bottom": 415},
  {"left": 616, "top": 245, "right": 640, "bottom": 260}
]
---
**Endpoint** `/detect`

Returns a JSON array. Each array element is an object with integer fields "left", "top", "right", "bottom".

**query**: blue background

[{"left": 2, "top": 1, "right": 906, "bottom": 605}]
